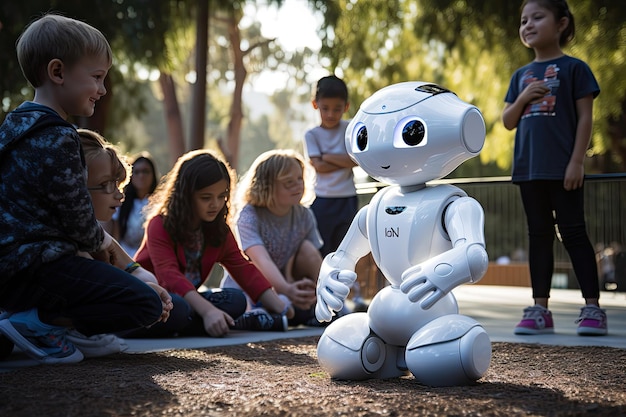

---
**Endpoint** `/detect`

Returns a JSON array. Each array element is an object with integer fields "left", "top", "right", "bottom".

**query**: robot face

[{"left": 346, "top": 82, "right": 486, "bottom": 186}]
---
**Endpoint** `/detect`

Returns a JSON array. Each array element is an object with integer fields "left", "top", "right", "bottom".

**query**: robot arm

[
  {"left": 316, "top": 206, "right": 371, "bottom": 322},
  {"left": 400, "top": 196, "right": 488, "bottom": 309}
]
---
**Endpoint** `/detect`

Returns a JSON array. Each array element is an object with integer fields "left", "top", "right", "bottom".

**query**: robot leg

[
  {"left": 405, "top": 314, "right": 491, "bottom": 387},
  {"left": 316, "top": 312, "right": 409, "bottom": 380}
]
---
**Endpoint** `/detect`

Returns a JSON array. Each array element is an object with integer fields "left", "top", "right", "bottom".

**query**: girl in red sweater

[{"left": 135, "top": 150, "right": 292, "bottom": 337}]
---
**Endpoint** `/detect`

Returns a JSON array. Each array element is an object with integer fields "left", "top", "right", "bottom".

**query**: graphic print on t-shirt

[{"left": 521, "top": 64, "right": 560, "bottom": 119}]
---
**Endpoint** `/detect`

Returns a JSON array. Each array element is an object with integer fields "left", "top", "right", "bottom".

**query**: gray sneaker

[
  {"left": 66, "top": 330, "right": 128, "bottom": 358},
  {"left": 0, "top": 309, "right": 83, "bottom": 364}
]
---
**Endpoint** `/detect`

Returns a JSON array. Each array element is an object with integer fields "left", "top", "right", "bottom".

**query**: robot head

[{"left": 346, "top": 82, "right": 486, "bottom": 186}]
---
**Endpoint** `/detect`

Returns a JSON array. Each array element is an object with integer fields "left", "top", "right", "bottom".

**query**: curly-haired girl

[
  {"left": 223, "top": 149, "right": 324, "bottom": 326},
  {"left": 136, "top": 150, "right": 292, "bottom": 337}
]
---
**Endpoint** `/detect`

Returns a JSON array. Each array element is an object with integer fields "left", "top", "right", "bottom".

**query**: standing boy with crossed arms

[{"left": 304, "top": 75, "right": 366, "bottom": 311}]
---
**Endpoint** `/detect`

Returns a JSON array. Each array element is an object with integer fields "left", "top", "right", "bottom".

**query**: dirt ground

[{"left": 1, "top": 336, "right": 625, "bottom": 417}]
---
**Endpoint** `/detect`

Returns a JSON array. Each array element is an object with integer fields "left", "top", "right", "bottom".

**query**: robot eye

[
  {"left": 356, "top": 125, "right": 368, "bottom": 151},
  {"left": 402, "top": 120, "right": 425, "bottom": 146},
  {"left": 393, "top": 117, "right": 427, "bottom": 149}
]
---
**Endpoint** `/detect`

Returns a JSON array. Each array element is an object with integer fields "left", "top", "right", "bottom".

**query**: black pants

[
  {"left": 518, "top": 180, "right": 599, "bottom": 300},
  {"left": 311, "top": 196, "right": 359, "bottom": 257}
]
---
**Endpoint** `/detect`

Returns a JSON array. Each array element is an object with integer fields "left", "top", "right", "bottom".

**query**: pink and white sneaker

[
  {"left": 576, "top": 305, "right": 608, "bottom": 336},
  {"left": 514, "top": 305, "right": 554, "bottom": 335}
]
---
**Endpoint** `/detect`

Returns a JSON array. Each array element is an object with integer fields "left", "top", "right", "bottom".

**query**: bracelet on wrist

[{"left": 125, "top": 261, "right": 141, "bottom": 274}]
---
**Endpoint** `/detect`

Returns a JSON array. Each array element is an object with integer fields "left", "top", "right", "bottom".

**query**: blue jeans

[
  {"left": 518, "top": 181, "right": 599, "bottom": 300},
  {"left": 175, "top": 288, "right": 247, "bottom": 336},
  {"left": 0, "top": 255, "right": 163, "bottom": 336},
  {"left": 121, "top": 287, "right": 248, "bottom": 337}
]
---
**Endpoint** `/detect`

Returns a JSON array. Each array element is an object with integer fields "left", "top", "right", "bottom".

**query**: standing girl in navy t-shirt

[{"left": 502, "top": 0, "right": 605, "bottom": 336}]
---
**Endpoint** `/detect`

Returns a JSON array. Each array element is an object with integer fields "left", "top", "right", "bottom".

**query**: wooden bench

[
  {"left": 355, "top": 258, "right": 532, "bottom": 299},
  {"left": 477, "top": 262, "right": 531, "bottom": 287}
]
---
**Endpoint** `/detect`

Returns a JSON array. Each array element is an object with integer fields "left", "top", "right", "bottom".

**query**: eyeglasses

[{"left": 87, "top": 180, "right": 122, "bottom": 194}]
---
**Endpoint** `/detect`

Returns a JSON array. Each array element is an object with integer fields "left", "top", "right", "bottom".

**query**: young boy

[
  {"left": 303, "top": 75, "right": 366, "bottom": 310},
  {"left": 0, "top": 14, "right": 166, "bottom": 364}
]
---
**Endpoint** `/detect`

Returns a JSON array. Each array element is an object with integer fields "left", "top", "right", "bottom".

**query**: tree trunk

[
  {"left": 226, "top": 15, "right": 246, "bottom": 171},
  {"left": 190, "top": 0, "right": 209, "bottom": 151},
  {"left": 158, "top": 72, "right": 186, "bottom": 167}
]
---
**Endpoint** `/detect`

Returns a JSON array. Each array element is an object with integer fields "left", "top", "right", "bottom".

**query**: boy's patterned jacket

[{"left": 0, "top": 102, "right": 104, "bottom": 284}]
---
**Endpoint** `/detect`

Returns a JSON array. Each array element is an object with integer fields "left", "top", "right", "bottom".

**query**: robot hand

[
  {"left": 400, "top": 244, "right": 486, "bottom": 309},
  {"left": 399, "top": 264, "right": 445, "bottom": 309},
  {"left": 315, "top": 254, "right": 358, "bottom": 322}
]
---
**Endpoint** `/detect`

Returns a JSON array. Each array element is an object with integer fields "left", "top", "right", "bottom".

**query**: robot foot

[
  {"left": 405, "top": 314, "right": 491, "bottom": 387},
  {"left": 316, "top": 313, "right": 408, "bottom": 380}
]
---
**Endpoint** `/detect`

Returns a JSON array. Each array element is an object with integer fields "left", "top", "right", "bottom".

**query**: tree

[
  {"left": 209, "top": 1, "right": 284, "bottom": 170},
  {"left": 1, "top": 0, "right": 298, "bottom": 171},
  {"left": 0, "top": 0, "right": 180, "bottom": 132},
  {"left": 312, "top": 0, "right": 626, "bottom": 173}
]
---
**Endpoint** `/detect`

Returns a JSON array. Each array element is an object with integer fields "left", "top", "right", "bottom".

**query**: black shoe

[{"left": 233, "top": 310, "right": 288, "bottom": 332}]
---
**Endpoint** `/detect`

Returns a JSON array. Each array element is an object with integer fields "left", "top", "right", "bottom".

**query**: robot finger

[
  {"left": 324, "top": 278, "right": 351, "bottom": 299},
  {"left": 399, "top": 275, "right": 427, "bottom": 294},
  {"left": 315, "top": 300, "right": 333, "bottom": 322},
  {"left": 320, "top": 288, "right": 345, "bottom": 312},
  {"left": 406, "top": 282, "right": 435, "bottom": 303},
  {"left": 419, "top": 288, "right": 445, "bottom": 310},
  {"left": 336, "top": 270, "right": 357, "bottom": 285}
]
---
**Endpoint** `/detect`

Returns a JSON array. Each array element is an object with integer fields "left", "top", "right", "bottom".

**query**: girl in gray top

[{"left": 224, "top": 150, "right": 324, "bottom": 326}]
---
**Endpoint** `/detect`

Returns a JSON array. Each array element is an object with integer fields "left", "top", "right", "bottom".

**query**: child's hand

[
  {"left": 521, "top": 80, "right": 551, "bottom": 104},
  {"left": 202, "top": 310, "right": 234, "bottom": 337},
  {"left": 145, "top": 282, "right": 173, "bottom": 323},
  {"left": 564, "top": 160, "right": 585, "bottom": 190},
  {"left": 289, "top": 279, "right": 317, "bottom": 310}
]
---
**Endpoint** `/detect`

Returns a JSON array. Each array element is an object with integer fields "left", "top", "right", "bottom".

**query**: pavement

[
  {"left": 451, "top": 284, "right": 626, "bottom": 349},
  {"left": 1, "top": 285, "right": 625, "bottom": 371}
]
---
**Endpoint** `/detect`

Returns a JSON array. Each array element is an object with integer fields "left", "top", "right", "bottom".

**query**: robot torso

[{"left": 367, "top": 183, "right": 466, "bottom": 287}]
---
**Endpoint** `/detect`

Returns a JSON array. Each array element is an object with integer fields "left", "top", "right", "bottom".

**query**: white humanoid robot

[{"left": 315, "top": 81, "right": 491, "bottom": 387}]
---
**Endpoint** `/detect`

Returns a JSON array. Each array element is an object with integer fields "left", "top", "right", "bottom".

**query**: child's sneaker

[
  {"left": 232, "top": 309, "right": 288, "bottom": 332},
  {"left": 576, "top": 305, "right": 608, "bottom": 336},
  {"left": 0, "top": 309, "right": 83, "bottom": 364},
  {"left": 514, "top": 305, "right": 554, "bottom": 335},
  {"left": 66, "top": 330, "right": 128, "bottom": 358}
]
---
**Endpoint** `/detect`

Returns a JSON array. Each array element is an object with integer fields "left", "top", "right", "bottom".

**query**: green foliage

[
  {"left": 314, "top": 0, "right": 626, "bottom": 172},
  {"left": 0, "top": 0, "right": 184, "bottom": 122}
]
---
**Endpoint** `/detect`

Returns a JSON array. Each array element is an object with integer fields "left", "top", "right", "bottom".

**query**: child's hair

[
  {"left": 521, "top": 0, "right": 575, "bottom": 47},
  {"left": 237, "top": 149, "right": 315, "bottom": 212},
  {"left": 118, "top": 153, "right": 159, "bottom": 239},
  {"left": 314, "top": 75, "right": 349, "bottom": 102},
  {"left": 147, "top": 149, "right": 233, "bottom": 247},
  {"left": 16, "top": 13, "right": 113, "bottom": 88},
  {"left": 77, "top": 129, "right": 130, "bottom": 187}
]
